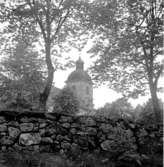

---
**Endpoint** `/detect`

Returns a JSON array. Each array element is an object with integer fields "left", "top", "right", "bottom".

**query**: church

[{"left": 47, "top": 57, "right": 93, "bottom": 114}]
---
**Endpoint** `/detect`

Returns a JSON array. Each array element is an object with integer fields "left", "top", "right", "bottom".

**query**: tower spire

[{"left": 76, "top": 57, "right": 84, "bottom": 70}]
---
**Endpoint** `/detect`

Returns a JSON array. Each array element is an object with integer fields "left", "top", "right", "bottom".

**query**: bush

[
  {"left": 94, "top": 98, "right": 134, "bottom": 121},
  {"left": 53, "top": 87, "right": 79, "bottom": 115},
  {"left": 137, "top": 99, "right": 163, "bottom": 125}
]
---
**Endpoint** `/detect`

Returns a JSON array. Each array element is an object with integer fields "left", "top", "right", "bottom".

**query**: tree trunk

[
  {"left": 39, "top": 69, "right": 54, "bottom": 111},
  {"left": 39, "top": 41, "right": 54, "bottom": 112},
  {"left": 149, "top": 82, "right": 162, "bottom": 123}
]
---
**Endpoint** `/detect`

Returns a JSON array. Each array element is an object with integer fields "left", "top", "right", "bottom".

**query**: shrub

[
  {"left": 53, "top": 87, "right": 79, "bottom": 115},
  {"left": 94, "top": 98, "right": 134, "bottom": 121},
  {"left": 137, "top": 99, "right": 163, "bottom": 125}
]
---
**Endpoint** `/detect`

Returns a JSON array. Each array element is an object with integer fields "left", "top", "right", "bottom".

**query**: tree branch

[
  {"left": 136, "top": 9, "right": 149, "bottom": 30},
  {"left": 154, "top": 49, "right": 162, "bottom": 57},
  {"left": 154, "top": 65, "right": 163, "bottom": 85},
  {"left": 46, "top": 0, "right": 51, "bottom": 40},
  {"left": 59, "top": 0, "right": 64, "bottom": 7},
  {"left": 50, "top": 9, "right": 70, "bottom": 42},
  {"left": 26, "top": 0, "right": 47, "bottom": 40},
  {"left": 50, "top": 0, "right": 64, "bottom": 24}
]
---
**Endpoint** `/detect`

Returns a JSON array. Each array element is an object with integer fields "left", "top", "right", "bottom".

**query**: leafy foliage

[
  {"left": 136, "top": 99, "right": 163, "bottom": 124},
  {"left": 0, "top": 0, "right": 90, "bottom": 109},
  {"left": 0, "top": 41, "right": 45, "bottom": 109},
  {"left": 88, "top": 0, "right": 163, "bottom": 122},
  {"left": 89, "top": 0, "right": 163, "bottom": 96},
  {"left": 53, "top": 87, "right": 79, "bottom": 114},
  {"left": 95, "top": 98, "right": 134, "bottom": 120}
]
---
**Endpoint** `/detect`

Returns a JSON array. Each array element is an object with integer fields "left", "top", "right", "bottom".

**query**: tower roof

[
  {"left": 66, "top": 57, "right": 92, "bottom": 84},
  {"left": 76, "top": 57, "right": 84, "bottom": 70}
]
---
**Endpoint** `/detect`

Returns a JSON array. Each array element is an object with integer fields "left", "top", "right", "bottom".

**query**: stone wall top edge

[
  {"left": 0, "top": 109, "right": 46, "bottom": 119},
  {"left": 0, "top": 109, "right": 113, "bottom": 122},
  {"left": 0, "top": 109, "right": 97, "bottom": 120},
  {"left": 0, "top": 109, "right": 162, "bottom": 129}
]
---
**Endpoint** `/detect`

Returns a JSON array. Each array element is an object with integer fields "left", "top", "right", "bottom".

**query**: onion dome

[{"left": 66, "top": 57, "right": 92, "bottom": 84}]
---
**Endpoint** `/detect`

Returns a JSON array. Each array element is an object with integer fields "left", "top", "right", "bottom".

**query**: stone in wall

[
  {"left": 0, "top": 109, "right": 162, "bottom": 165},
  {"left": 19, "top": 133, "right": 41, "bottom": 146},
  {"left": 1, "top": 136, "right": 14, "bottom": 145},
  {"left": 86, "top": 127, "right": 97, "bottom": 136},
  {"left": 8, "top": 121, "right": 19, "bottom": 127},
  {"left": 41, "top": 137, "right": 53, "bottom": 144},
  {"left": 70, "top": 128, "right": 76, "bottom": 134},
  {"left": 79, "top": 117, "right": 97, "bottom": 126},
  {"left": 61, "top": 141, "right": 71, "bottom": 149},
  {"left": 20, "top": 123, "right": 34, "bottom": 132},
  {"left": 59, "top": 115, "right": 73, "bottom": 123},
  {"left": 101, "top": 140, "right": 113, "bottom": 151},
  {"left": 45, "top": 127, "right": 57, "bottom": 136},
  {"left": 70, "top": 143, "right": 81, "bottom": 156},
  {"left": 56, "top": 126, "right": 68, "bottom": 135},
  {"left": 97, "top": 131, "right": 106, "bottom": 142},
  {"left": 63, "top": 135, "right": 71, "bottom": 142},
  {"left": 61, "top": 123, "right": 71, "bottom": 129},
  {"left": 0, "top": 124, "right": 7, "bottom": 132},
  {"left": 39, "top": 122, "right": 47, "bottom": 128},
  {"left": 8, "top": 127, "right": 20, "bottom": 139},
  {"left": 77, "top": 136, "right": 89, "bottom": 149},
  {"left": 39, "top": 128, "right": 46, "bottom": 136},
  {"left": 71, "top": 123, "right": 79, "bottom": 128},
  {"left": 0, "top": 116, "right": 6, "bottom": 123},
  {"left": 99, "top": 123, "right": 113, "bottom": 133},
  {"left": 20, "top": 117, "right": 31, "bottom": 123}
]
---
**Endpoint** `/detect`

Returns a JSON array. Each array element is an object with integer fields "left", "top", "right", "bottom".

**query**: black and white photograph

[{"left": 0, "top": 0, "right": 163, "bottom": 166}]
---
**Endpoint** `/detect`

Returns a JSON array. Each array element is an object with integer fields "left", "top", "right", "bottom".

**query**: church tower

[{"left": 66, "top": 57, "right": 93, "bottom": 111}]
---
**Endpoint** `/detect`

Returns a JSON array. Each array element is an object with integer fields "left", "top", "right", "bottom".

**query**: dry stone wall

[{"left": 0, "top": 110, "right": 162, "bottom": 157}]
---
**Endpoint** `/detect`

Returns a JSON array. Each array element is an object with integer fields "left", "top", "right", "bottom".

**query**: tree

[
  {"left": 0, "top": 0, "right": 89, "bottom": 110},
  {"left": 89, "top": 0, "right": 163, "bottom": 122},
  {"left": 0, "top": 41, "right": 45, "bottom": 109},
  {"left": 53, "top": 87, "right": 79, "bottom": 114}
]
